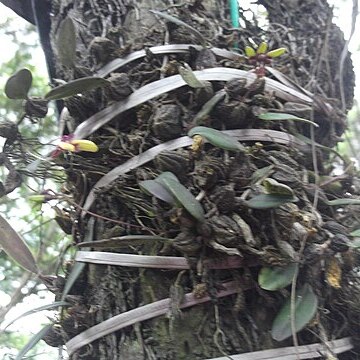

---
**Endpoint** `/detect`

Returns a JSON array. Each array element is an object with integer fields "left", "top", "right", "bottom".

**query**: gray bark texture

[{"left": 37, "top": 1, "right": 359, "bottom": 359}]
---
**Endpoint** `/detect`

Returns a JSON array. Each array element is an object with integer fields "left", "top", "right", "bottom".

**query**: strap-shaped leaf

[
  {"left": 81, "top": 130, "right": 308, "bottom": 217},
  {"left": 5, "top": 68, "right": 32, "bottom": 99},
  {"left": 45, "top": 77, "right": 109, "bottom": 100},
  {"left": 326, "top": 198, "right": 360, "bottom": 206},
  {"left": 149, "top": 10, "right": 206, "bottom": 46},
  {"left": 156, "top": 172, "right": 205, "bottom": 222},
  {"left": 245, "top": 194, "right": 298, "bottom": 209},
  {"left": 188, "top": 126, "right": 245, "bottom": 151},
  {"left": 15, "top": 324, "right": 52, "bottom": 360},
  {"left": 258, "top": 263, "right": 298, "bottom": 291},
  {"left": 3, "top": 301, "right": 69, "bottom": 331},
  {"left": 139, "top": 179, "right": 175, "bottom": 204},
  {"left": 56, "top": 17, "right": 76, "bottom": 68},
  {"left": 271, "top": 284, "right": 318, "bottom": 341},
  {"left": 77, "top": 235, "right": 171, "bottom": 249},
  {"left": 74, "top": 67, "right": 314, "bottom": 140},
  {"left": 258, "top": 112, "right": 318, "bottom": 127},
  {"left": 0, "top": 215, "right": 38, "bottom": 273}
]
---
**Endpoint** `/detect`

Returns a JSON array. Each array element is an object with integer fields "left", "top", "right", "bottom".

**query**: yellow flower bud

[
  {"left": 71, "top": 139, "right": 99, "bottom": 152},
  {"left": 267, "top": 48, "right": 287, "bottom": 58},
  {"left": 257, "top": 41, "right": 268, "bottom": 54},
  {"left": 245, "top": 46, "right": 256, "bottom": 57},
  {"left": 58, "top": 141, "right": 76, "bottom": 152}
]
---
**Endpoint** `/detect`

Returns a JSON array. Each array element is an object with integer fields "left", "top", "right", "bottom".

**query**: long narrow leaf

[
  {"left": 74, "top": 68, "right": 314, "bottom": 140},
  {"left": 81, "top": 130, "right": 308, "bottom": 217},
  {"left": 77, "top": 235, "right": 171, "bottom": 249},
  {"left": 61, "top": 217, "right": 95, "bottom": 300},
  {"left": 326, "top": 198, "right": 360, "bottom": 206},
  {"left": 0, "top": 215, "right": 38, "bottom": 273},
  {"left": 2, "top": 301, "right": 69, "bottom": 331},
  {"left": 258, "top": 112, "right": 319, "bottom": 127},
  {"left": 97, "top": 44, "right": 244, "bottom": 77},
  {"left": 66, "top": 281, "right": 239, "bottom": 355},
  {"left": 45, "top": 77, "right": 109, "bottom": 100},
  {"left": 15, "top": 324, "right": 52, "bottom": 360}
]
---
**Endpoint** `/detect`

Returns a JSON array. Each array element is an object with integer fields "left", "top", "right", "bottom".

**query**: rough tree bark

[{"left": 2, "top": 0, "right": 359, "bottom": 359}]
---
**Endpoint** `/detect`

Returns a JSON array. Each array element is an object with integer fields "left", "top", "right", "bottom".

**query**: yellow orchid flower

[{"left": 53, "top": 135, "right": 99, "bottom": 157}]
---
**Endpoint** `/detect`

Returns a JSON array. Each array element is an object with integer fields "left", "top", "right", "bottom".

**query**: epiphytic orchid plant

[{"left": 245, "top": 42, "right": 286, "bottom": 77}]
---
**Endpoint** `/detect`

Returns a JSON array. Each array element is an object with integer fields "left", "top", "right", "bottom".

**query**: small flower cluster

[
  {"left": 245, "top": 42, "right": 286, "bottom": 77},
  {"left": 52, "top": 134, "right": 99, "bottom": 158}
]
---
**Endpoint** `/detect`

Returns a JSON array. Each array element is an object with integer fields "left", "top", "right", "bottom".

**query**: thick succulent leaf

[
  {"left": 246, "top": 194, "right": 298, "bottom": 209},
  {"left": 179, "top": 65, "right": 206, "bottom": 88},
  {"left": 259, "top": 263, "right": 298, "bottom": 291},
  {"left": 45, "top": 77, "right": 109, "bottom": 100},
  {"left": 326, "top": 198, "right": 360, "bottom": 206},
  {"left": 149, "top": 10, "right": 206, "bottom": 46},
  {"left": 15, "top": 324, "right": 52, "bottom": 360},
  {"left": 156, "top": 172, "right": 205, "bottom": 222},
  {"left": 263, "top": 178, "right": 294, "bottom": 196},
  {"left": 271, "top": 284, "right": 318, "bottom": 341},
  {"left": 3, "top": 301, "right": 69, "bottom": 331},
  {"left": 188, "top": 126, "right": 245, "bottom": 151},
  {"left": 5, "top": 68, "right": 32, "bottom": 99},
  {"left": 258, "top": 112, "right": 318, "bottom": 127},
  {"left": 0, "top": 215, "right": 38, "bottom": 273},
  {"left": 56, "top": 17, "right": 76, "bottom": 67},
  {"left": 139, "top": 179, "right": 175, "bottom": 204}
]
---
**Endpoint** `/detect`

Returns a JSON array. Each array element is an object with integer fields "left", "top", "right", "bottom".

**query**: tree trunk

[{"left": 37, "top": 1, "right": 358, "bottom": 359}]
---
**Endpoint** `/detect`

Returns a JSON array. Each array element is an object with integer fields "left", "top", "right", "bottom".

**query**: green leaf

[
  {"left": 259, "top": 263, "right": 298, "bottom": 291},
  {"left": 349, "top": 239, "right": 360, "bottom": 249},
  {"left": 0, "top": 215, "right": 38, "bottom": 273},
  {"left": 263, "top": 178, "right": 294, "bottom": 196},
  {"left": 139, "top": 179, "right": 175, "bottom": 204},
  {"left": 57, "top": 17, "right": 76, "bottom": 68},
  {"left": 350, "top": 229, "right": 360, "bottom": 237},
  {"left": 326, "top": 198, "right": 360, "bottom": 206},
  {"left": 156, "top": 172, "right": 205, "bottom": 222},
  {"left": 179, "top": 65, "right": 206, "bottom": 88},
  {"left": 45, "top": 77, "right": 110, "bottom": 100},
  {"left": 15, "top": 324, "right": 52, "bottom": 360},
  {"left": 3, "top": 301, "right": 69, "bottom": 331},
  {"left": 188, "top": 126, "right": 245, "bottom": 151},
  {"left": 245, "top": 194, "right": 298, "bottom": 209},
  {"left": 267, "top": 47, "right": 287, "bottom": 58},
  {"left": 258, "top": 112, "right": 318, "bottom": 127},
  {"left": 149, "top": 10, "right": 206, "bottom": 46},
  {"left": 271, "top": 284, "right": 318, "bottom": 341},
  {"left": 193, "top": 90, "right": 226, "bottom": 125},
  {"left": 5, "top": 68, "right": 32, "bottom": 99}
]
